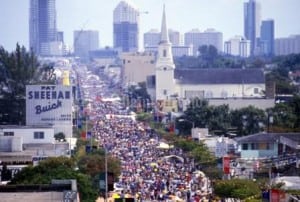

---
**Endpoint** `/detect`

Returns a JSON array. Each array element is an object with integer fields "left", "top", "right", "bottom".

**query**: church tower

[{"left": 155, "top": 5, "right": 175, "bottom": 101}]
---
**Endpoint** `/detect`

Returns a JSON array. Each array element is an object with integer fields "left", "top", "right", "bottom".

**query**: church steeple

[
  {"left": 155, "top": 5, "right": 175, "bottom": 101},
  {"left": 160, "top": 4, "right": 169, "bottom": 44}
]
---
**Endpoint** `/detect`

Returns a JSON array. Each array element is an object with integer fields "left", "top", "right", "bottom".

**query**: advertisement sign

[
  {"left": 223, "top": 156, "right": 230, "bottom": 174},
  {"left": 26, "top": 85, "right": 73, "bottom": 125}
]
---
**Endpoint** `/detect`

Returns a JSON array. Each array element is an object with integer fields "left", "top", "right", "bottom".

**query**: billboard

[{"left": 26, "top": 85, "right": 73, "bottom": 125}]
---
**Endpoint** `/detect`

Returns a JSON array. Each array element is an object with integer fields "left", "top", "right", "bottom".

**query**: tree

[
  {"left": 9, "top": 157, "right": 98, "bottom": 202},
  {"left": 214, "top": 179, "right": 261, "bottom": 200},
  {"left": 209, "top": 105, "right": 231, "bottom": 135},
  {"left": 54, "top": 132, "right": 66, "bottom": 142},
  {"left": 198, "top": 45, "right": 218, "bottom": 67},
  {"left": 178, "top": 98, "right": 231, "bottom": 135},
  {"left": 290, "top": 95, "right": 300, "bottom": 129},
  {"left": 184, "top": 98, "right": 211, "bottom": 128},
  {"left": 267, "top": 103, "right": 297, "bottom": 131},
  {"left": 0, "top": 44, "right": 55, "bottom": 125},
  {"left": 230, "top": 106, "right": 266, "bottom": 136},
  {"left": 77, "top": 150, "right": 121, "bottom": 180},
  {"left": 1, "top": 163, "right": 12, "bottom": 181}
]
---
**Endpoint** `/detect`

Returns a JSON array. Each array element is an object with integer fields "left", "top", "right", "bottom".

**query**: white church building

[{"left": 147, "top": 6, "right": 273, "bottom": 113}]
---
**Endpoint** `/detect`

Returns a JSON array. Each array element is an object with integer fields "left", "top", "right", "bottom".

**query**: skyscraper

[
  {"left": 244, "top": 0, "right": 261, "bottom": 55},
  {"left": 113, "top": 0, "right": 139, "bottom": 52},
  {"left": 74, "top": 30, "right": 99, "bottom": 60},
  {"left": 260, "top": 19, "right": 274, "bottom": 56},
  {"left": 29, "top": 0, "right": 57, "bottom": 55}
]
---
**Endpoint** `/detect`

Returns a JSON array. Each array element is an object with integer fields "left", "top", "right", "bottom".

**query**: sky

[{"left": 0, "top": 0, "right": 300, "bottom": 52}]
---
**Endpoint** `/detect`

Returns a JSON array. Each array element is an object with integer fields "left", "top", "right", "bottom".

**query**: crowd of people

[{"left": 84, "top": 72, "right": 212, "bottom": 201}]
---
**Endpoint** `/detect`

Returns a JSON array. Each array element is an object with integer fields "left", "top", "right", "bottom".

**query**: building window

[
  {"left": 34, "top": 131, "right": 44, "bottom": 139},
  {"left": 163, "top": 89, "right": 167, "bottom": 95},
  {"left": 251, "top": 143, "right": 258, "bottom": 150},
  {"left": 254, "top": 88, "right": 259, "bottom": 94},
  {"left": 163, "top": 49, "right": 167, "bottom": 57},
  {"left": 242, "top": 143, "right": 248, "bottom": 150},
  {"left": 4, "top": 132, "right": 14, "bottom": 136}
]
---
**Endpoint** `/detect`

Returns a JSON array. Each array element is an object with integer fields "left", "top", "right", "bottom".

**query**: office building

[
  {"left": 184, "top": 28, "right": 223, "bottom": 56},
  {"left": 260, "top": 19, "right": 274, "bottom": 56},
  {"left": 57, "top": 31, "right": 64, "bottom": 42},
  {"left": 73, "top": 30, "right": 99, "bottom": 59},
  {"left": 113, "top": 0, "right": 140, "bottom": 52},
  {"left": 275, "top": 35, "right": 300, "bottom": 56},
  {"left": 29, "top": 0, "right": 57, "bottom": 55},
  {"left": 244, "top": 0, "right": 261, "bottom": 55}
]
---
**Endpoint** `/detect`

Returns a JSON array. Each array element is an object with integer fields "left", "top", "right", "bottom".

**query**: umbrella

[{"left": 193, "top": 170, "right": 206, "bottom": 177}]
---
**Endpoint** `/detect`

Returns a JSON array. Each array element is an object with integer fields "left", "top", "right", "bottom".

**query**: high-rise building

[
  {"left": 57, "top": 31, "right": 64, "bottom": 43},
  {"left": 144, "top": 29, "right": 182, "bottom": 48},
  {"left": 168, "top": 29, "right": 182, "bottom": 46},
  {"left": 113, "top": 0, "right": 139, "bottom": 52},
  {"left": 29, "top": 0, "right": 57, "bottom": 55},
  {"left": 260, "top": 19, "right": 274, "bottom": 56},
  {"left": 144, "top": 29, "right": 160, "bottom": 47},
  {"left": 184, "top": 28, "right": 223, "bottom": 56},
  {"left": 244, "top": 0, "right": 261, "bottom": 55},
  {"left": 73, "top": 30, "right": 99, "bottom": 59},
  {"left": 275, "top": 35, "right": 300, "bottom": 56}
]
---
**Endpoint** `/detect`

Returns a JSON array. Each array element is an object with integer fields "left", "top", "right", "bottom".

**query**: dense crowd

[{"left": 84, "top": 73, "right": 212, "bottom": 201}]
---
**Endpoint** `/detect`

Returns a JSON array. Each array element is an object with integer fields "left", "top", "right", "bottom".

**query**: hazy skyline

[{"left": 0, "top": 0, "right": 300, "bottom": 51}]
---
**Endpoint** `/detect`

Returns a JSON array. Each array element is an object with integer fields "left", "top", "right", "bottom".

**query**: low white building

[
  {"left": 0, "top": 125, "right": 70, "bottom": 166},
  {"left": 0, "top": 125, "right": 55, "bottom": 152}
]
